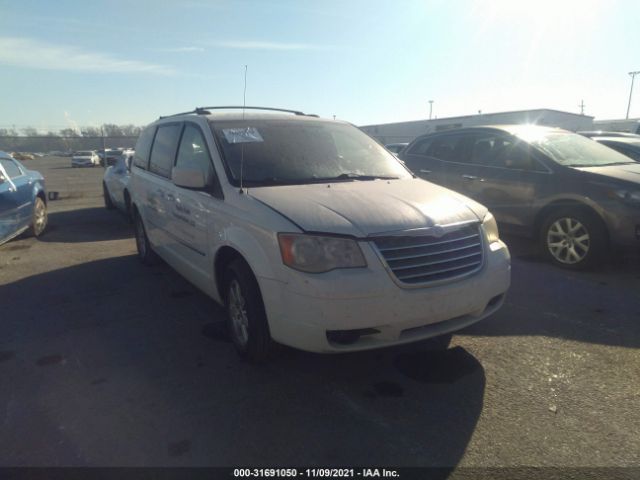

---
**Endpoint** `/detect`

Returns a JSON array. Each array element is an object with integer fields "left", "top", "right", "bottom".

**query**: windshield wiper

[
  {"left": 567, "top": 162, "right": 635, "bottom": 167},
  {"left": 309, "top": 173, "right": 400, "bottom": 182}
]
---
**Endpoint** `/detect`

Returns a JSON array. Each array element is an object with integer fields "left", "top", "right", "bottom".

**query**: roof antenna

[{"left": 239, "top": 64, "right": 248, "bottom": 194}]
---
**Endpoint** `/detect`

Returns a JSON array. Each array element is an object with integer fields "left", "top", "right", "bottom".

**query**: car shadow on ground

[
  {"left": 1, "top": 255, "right": 484, "bottom": 469},
  {"left": 457, "top": 234, "right": 640, "bottom": 347},
  {"left": 39, "top": 207, "right": 132, "bottom": 243}
]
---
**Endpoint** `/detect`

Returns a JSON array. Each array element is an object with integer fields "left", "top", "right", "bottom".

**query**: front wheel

[
  {"left": 540, "top": 208, "right": 606, "bottom": 270},
  {"left": 27, "top": 197, "right": 47, "bottom": 237},
  {"left": 224, "top": 259, "right": 273, "bottom": 363}
]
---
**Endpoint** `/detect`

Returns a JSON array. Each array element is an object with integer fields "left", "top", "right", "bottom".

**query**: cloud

[
  {"left": 0, "top": 37, "right": 175, "bottom": 75},
  {"left": 209, "top": 40, "right": 328, "bottom": 51},
  {"left": 152, "top": 46, "right": 205, "bottom": 53}
]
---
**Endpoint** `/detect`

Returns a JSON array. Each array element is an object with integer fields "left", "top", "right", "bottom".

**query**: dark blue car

[{"left": 0, "top": 151, "right": 48, "bottom": 245}]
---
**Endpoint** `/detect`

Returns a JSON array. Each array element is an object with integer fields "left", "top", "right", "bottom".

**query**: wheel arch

[
  {"left": 533, "top": 198, "right": 610, "bottom": 244},
  {"left": 214, "top": 246, "right": 253, "bottom": 303}
]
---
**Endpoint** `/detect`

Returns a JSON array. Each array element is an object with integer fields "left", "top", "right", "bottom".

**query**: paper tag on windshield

[{"left": 222, "top": 127, "right": 264, "bottom": 144}]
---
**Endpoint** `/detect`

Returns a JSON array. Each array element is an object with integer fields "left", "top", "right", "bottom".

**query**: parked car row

[{"left": 5, "top": 108, "right": 640, "bottom": 366}]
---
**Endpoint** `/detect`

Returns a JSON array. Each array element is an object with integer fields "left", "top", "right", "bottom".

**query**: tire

[
  {"left": 540, "top": 207, "right": 607, "bottom": 270},
  {"left": 103, "top": 182, "right": 115, "bottom": 210},
  {"left": 224, "top": 259, "right": 273, "bottom": 363},
  {"left": 134, "top": 211, "right": 159, "bottom": 265},
  {"left": 26, "top": 197, "right": 47, "bottom": 238}
]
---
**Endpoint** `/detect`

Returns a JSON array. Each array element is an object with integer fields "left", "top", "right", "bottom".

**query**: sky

[{"left": 1, "top": 0, "right": 640, "bottom": 131}]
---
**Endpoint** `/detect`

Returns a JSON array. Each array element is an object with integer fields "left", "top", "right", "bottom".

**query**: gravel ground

[{"left": 0, "top": 156, "right": 639, "bottom": 473}]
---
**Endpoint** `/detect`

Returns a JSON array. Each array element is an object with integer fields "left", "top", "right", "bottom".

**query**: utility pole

[
  {"left": 101, "top": 125, "right": 106, "bottom": 168},
  {"left": 579, "top": 100, "right": 585, "bottom": 115},
  {"left": 626, "top": 71, "right": 640, "bottom": 119},
  {"left": 428, "top": 100, "right": 434, "bottom": 120}
]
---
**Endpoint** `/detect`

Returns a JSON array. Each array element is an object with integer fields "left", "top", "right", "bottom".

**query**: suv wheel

[
  {"left": 540, "top": 208, "right": 606, "bottom": 270},
  {"left": 27, "top": 197, "right": 47, "bottom": 237},
  {"left": 103, "top": 183, "right": 115, "bottom": 210},
  {"left": 134, "top": 212, "right": 158, "bottom": 265},
  {"left": 224, "top": 259, "right": 273, "bottom": 363}
]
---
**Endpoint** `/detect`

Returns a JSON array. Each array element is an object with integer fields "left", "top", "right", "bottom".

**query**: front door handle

[
  {"left": 419, "top": 169, "right": 432, "bottom": 174},
  {"left": 461, "top": 174, "right": 478, "bottom": 181}
]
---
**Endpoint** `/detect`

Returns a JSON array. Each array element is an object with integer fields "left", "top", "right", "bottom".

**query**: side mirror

[
  {"left": 0, "top": 173, "right": 5, "bottom": 183},
  {"left": 172, "top": 166, "right": 207, "bottom": 189}
]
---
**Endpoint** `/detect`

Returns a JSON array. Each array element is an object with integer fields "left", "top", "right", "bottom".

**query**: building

[
  {"left": 592, "top": 118, "right": 640, "bottom": 134},
  {"left": 360, "top": 109, "right": 594, "bottom": 145}
]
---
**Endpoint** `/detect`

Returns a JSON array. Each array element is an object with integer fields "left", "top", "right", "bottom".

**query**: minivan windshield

[
  {"left": 211, "top": 119, "right": 411, "bottom": 187},
  {"left": 528, "top": 132, "right": 636, "bottom": 167}
]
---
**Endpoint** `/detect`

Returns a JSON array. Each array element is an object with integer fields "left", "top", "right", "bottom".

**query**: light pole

[
  {"left": 626, "top": 71, "right": 640, "bottom": 119},
  {"left": 428, "top": 100, "right": 434, "bottom": 120}
]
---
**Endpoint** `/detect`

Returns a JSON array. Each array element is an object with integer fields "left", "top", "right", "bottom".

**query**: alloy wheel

[
  {"left": 33, "top": 200, "right": 47, "bottom": 235},
  {"left": 228, "top": 279, "right": 249, "bottom": 347},
  {"left": 546, "top": 217, "right": 590, "bottom": 265}
]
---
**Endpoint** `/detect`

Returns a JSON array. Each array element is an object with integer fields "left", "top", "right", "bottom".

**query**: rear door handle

[{"left": 419, "top": 169, "right": 432, "bottom": 174}]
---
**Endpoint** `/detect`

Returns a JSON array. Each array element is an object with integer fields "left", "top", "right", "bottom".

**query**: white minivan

[{"left": 130, "top": 107, "right": 511, "bottom": 362}]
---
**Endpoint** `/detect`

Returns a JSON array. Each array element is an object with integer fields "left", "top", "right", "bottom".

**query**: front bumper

[{"left": 259, "top": 240, "right": 511, "bottom": 353}]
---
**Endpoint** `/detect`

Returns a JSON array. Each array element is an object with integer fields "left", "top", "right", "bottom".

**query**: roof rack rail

[
  {"left": 198, "top": 106, "right": 307, "bottom": 115},
  {"left": 159, "top": 106, "right": 309, "bottom": 119}
]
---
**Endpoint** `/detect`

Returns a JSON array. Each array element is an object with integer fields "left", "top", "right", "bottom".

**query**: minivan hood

[
  {"left": 576, "top": 162, "right": 640, "bottom": 184},
  {"left": 249, "top": 178, "right": 487, "bottom": 237}
]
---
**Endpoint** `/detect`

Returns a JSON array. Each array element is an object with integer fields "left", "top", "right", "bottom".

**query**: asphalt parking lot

[{"left": 1, "top": 156, "right": 639, "bottom": 470}]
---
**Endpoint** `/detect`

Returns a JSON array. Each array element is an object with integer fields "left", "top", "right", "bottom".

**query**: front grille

[{"left": 372, "top": 223, "right": 484, "bottom": 286}]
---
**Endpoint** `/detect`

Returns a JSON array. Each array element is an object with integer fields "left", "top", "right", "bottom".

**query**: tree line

[{"left": 0, "top": 124, "right": 143, "bottom": 138}]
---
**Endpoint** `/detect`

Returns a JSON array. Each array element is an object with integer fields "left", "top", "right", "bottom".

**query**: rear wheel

[
  {"left": 103, "top": 182, "right": 115, "bottom": 210},
  {"left": 540, "top": 208, "right": 606, "bottom": 270},
  {"left": 134, "top": 212, "right": 159, "bottom": 265},
  {"left": 27, "top": 197, "right": 47, "bottom": 237},
  {"left": 224, "top": 259, "right": 273, "bottom": 363},
  {"left": 123, "top": 190, "right": 132, "bottom": 223}
]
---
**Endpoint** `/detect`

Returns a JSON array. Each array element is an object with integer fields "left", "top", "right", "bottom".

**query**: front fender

[{"left": 219, "top": 225, "right": 283, "bottom": 283}]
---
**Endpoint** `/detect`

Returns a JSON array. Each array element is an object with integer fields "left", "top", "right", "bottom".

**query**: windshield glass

[
  {"left": 76, "top": 151, "right": 93, "bottom": 156},
  {"left": 529, "top": 132, "right": 636, "bottom": 167},
  {"left": 211, "top": 120, "right": 411, "bottom": 186}
]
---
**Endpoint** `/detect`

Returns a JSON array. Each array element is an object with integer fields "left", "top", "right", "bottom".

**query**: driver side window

[{"left": 176, "top": 124, "right": 213, "bottom": 178}]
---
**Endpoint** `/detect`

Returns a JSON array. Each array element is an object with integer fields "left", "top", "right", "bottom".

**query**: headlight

[
  {"left": 611, "top": 189, "right": 640, "bottom": 206},
  {"left": 483, "top": 212, "right": 500, "bottom": 243},
  {"left": 278, "top": 233, "right": 367, "bottom": 273}
]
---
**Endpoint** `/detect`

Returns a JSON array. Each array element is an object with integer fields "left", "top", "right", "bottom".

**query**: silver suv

[{"left": 130, "top": 107, "right": 511, "bottom": 362}]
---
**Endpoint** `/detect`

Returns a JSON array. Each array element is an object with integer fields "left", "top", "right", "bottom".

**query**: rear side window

[
  {"left": 425, "top": 135, "right": 473, "bottom": 164},
  {"left": 149, "top": 124, "right": 182, "bottom": 178},
  {"left": 133, "top": 126, "right": 157, "bottom": 170},
  {"left": 176, "top": 124, "right": 213, "bottom": 174},
  {"left": 406, "top": 138, "right": 433, "bottom": 156},
  {"left": 0, "top": 159, "right": 22, "bottom": 179},
  {"left": 472, "top": 134, "right": 544, "bottom": 171}
]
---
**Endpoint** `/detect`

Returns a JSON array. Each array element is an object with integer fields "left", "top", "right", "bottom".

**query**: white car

[
  {"left": 103, "top": 152, "right": 134, "bottom": 218},
  {"left": 130, "top": 107, "right": 511, "bottom": 362},
  {"left": 71, "top": 150, "right": 100, "bottom": 167}
]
